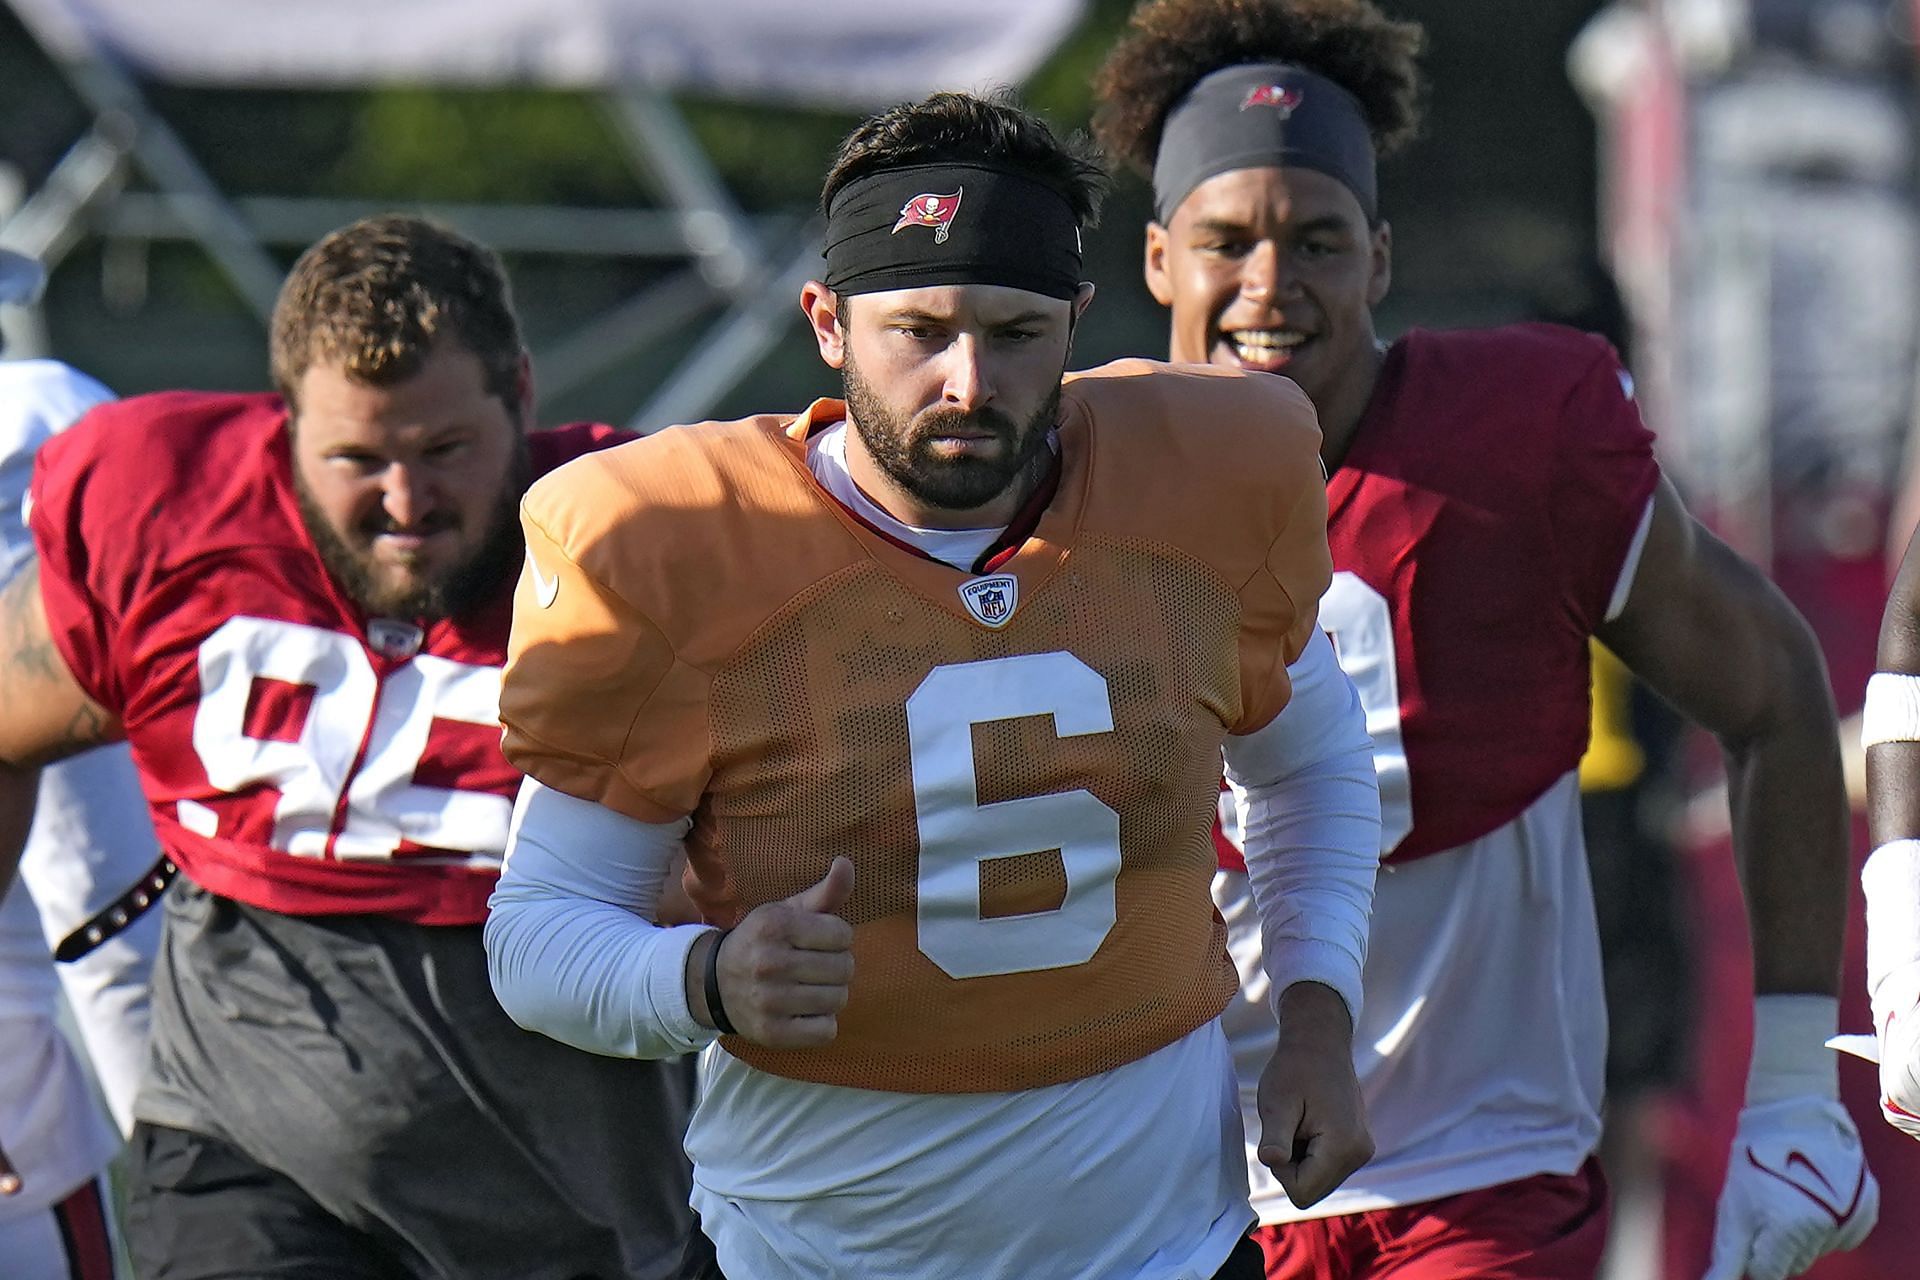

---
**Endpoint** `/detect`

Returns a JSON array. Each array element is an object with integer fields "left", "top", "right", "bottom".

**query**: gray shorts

[{"left": 133, "top": 878, "right": 697, "bottom": 1280}]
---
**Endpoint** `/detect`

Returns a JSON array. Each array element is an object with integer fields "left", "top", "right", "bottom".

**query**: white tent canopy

[
  {"left": 7, "top": 0, "right": 1081, "bottom": 105},
  {"left": 1, "top": 0, "right": 1086, "bottom": 425}
]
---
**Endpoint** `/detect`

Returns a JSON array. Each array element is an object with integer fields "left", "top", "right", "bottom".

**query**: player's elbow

[
  {"left": 482, "top": 897, "right": 570, "bottom": 1039},
  {"left": 482, "top": 906, "right": 533, "bottom": 1028},
  {"left": 1725, "top": 589, "right": 1839, "bottom": 760}
]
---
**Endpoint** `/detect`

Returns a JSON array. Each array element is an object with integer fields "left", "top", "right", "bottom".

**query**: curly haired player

[{"left": 1096, "top": 3, "right": 1876, "bottom": 1277}]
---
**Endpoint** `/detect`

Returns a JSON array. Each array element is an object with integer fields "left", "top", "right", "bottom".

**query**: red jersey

[
  {"left": 29, "top": 391, "right": 623, "bottom": 923},
  {"left": 1219, "top": 324, "right": 1659, "bottom": 868}
]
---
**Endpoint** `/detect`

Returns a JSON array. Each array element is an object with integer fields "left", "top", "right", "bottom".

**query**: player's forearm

[
  {"left": 485, "top": 886, "right": 715, "bottom": 1058},
  {"left": 1227, "top": 629, "right": 1382, "bottom": 1022},
  {"left": 1723, "top": 646, "right": 1848, "bottom": 997},
  {"left": 1867, "top": 582, "right": 1920, "bottom": 846},
  {"left": 1869, "top": 743, "right": 1920, "bottom": 847},
  {"left": 484, "top": 777, "right": 717, "bottom": 1058}
]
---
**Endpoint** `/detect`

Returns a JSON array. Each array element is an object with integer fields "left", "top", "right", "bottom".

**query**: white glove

[
  {"left": 1705, "top": 1096, "right": 1878, "bottom": 1279},
  {"left": 1876, "top": 998, "right": 1920, "bottom": 1141},
  {"left": 1705, "top": 997, "right": 1878, "bottom": 1280}
]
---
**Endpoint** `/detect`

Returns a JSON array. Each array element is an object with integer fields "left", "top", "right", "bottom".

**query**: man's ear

[
  {"left": 1143, "top": 222, "right": 1176, "bottom": 308},
  {"left": 1367, "top": 221, "right": 1393, "bottom": 309},
  {"left": 1065, "top": 281, "right": 1097, "bottom": 353},
  {"left": 1071, "top": 281, "right": 1097, "bottom": 324},
  {"left": 800, "top": 281, "right": 847, "bottom": 369}
]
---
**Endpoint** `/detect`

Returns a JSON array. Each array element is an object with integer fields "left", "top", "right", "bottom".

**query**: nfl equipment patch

[
  {"left": 958, "top": 573, "right": 1018, "bottom": 628},
  {"left": 367, "top": 618, "right": 425, "bottom": 659}
]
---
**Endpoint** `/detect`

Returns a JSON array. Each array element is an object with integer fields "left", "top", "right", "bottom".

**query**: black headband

[
  {"left": 1153, "top": 63, "right": 1378, "bottom": 225},
  {"left": 822, "top": 163, "right": 1083, "bottom": 301}
]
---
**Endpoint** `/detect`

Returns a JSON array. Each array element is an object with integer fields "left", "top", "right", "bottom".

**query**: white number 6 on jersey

[{"left": 906, "top": 652, "right": 1122, "bottom": 979}]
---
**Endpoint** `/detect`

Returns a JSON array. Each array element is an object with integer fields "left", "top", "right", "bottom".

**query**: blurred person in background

[
  {"left": 1572, "top": 5, "right": 1920, "bottom": 1275},
  {"left": 1095, "top": 1, "right": 1875, "bottom": 1277},
  {"left": 0, "top": 217, "right": 698, "bottom": 1280},
  {"left": 0, "top": 242, "right": 143, "bottom": 1280},
  {"left": 0, "top": 250, "right": 167, "bottom": 1143}
]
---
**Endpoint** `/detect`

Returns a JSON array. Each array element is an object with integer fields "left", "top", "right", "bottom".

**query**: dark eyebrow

[
  {"left": 1292, "top": 215, "right": 1354, "bottom": 236},
  {"left": 1189, "top": 218, "right": 1253, "bottom": 237},
  {"left": 882, "top": 308, "right": 1055, "bottom": 328},
  {"left": 1188, "top": 214, "right": 1352, "bottom": 237}
]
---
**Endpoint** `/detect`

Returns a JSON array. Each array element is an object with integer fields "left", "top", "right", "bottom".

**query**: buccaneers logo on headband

[
  {"left": 1240, "top": 84, "right": 1303, "bottom": 115},
  {"left": 892, "top": 189, "right": 963, "bottom": 244}
]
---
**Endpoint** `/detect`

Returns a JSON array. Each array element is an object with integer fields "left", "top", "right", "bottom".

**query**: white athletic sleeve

[
  {"left": 484, "top": 777, "right": 719, "bottom": 1059},
  {"left": 1223, "top": 626, "right": 1382, "bottom": 1023}
]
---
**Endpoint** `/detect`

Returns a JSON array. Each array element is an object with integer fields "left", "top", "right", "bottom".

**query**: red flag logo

[
  {"left": 893, "top": 189, "right": 963, "bottom": 244},
  {"left": 1240, "top": 84, "right": 1303, "bottom": 115}
]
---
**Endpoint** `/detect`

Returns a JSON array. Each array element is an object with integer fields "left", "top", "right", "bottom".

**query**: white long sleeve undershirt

[
  {"left": 484, "top": 785, "right": 716, "bottom": 1059},
  {"left": 486, "top": 625, "right": 1379, "bottom": 1059},
  {"left": 1224, "top": 626, "right": 1381, "bottom": 1024}
]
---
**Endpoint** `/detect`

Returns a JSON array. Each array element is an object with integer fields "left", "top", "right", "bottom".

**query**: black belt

[{"left": 52, "top": 854, "right": 178, "bottom": 962}]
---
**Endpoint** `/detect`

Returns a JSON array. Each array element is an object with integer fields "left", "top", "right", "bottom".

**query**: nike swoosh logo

[
  {"left": 529, "top": 555, "right": 560, "bottom": 608},
  {"left": 1747, "top": 1148, "right": 1868, "bottom": 1227}
]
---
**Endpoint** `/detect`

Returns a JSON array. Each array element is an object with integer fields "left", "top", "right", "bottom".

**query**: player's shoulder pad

[
  {"left": 522, "top": 414, "right": 794, "bottom": 556},
  {"left": 1409, "top": 322, "right": 1627, "bottom": 405},
  {"left": 1063, "top": 359, "right": 1325, "bottom": 560},
  {"left": 33, "top": 390, "right": 281, "bottom": 513},
  {"left": 520, "top": 413, "right": 857, "bottom": 645},
  {"left": 1065, "top": 358, "right": 1320, "bottom": 448}
]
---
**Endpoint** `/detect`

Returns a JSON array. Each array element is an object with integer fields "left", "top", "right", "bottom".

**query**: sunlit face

[
  {"left": 1146, "top": 165, "right": 1390, "bottom": 419},
  {"left": 806, "top": 282, "right": 1090, "bottom": 523},
  {"left": 289, "top": 342, "right": 530, "bottom": 621}
]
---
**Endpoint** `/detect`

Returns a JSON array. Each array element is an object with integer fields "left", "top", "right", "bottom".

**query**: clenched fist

[
  {"left": 1257, "top": 980, "right": 1374, "bottom": 1210},
  {"left": 692, "top": 857, "right": 856, "bottom": 1048}
]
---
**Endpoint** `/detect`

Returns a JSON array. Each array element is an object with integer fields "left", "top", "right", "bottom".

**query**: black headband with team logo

[
  {"left": 822, "top": 162, "right": 1083, "bottom": 300},
  {"left": 1152, "top": 62, "right": 1378, "bottom": 225}
]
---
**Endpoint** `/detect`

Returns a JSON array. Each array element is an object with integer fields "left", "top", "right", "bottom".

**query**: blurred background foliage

[{"left": 1, "top": 0, "right": 1609, "bottom": 424}]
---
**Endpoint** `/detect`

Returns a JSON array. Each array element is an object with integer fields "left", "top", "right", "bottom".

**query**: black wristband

[{"left": 703, "top": 929, "right": 738, "bottom": 1037}]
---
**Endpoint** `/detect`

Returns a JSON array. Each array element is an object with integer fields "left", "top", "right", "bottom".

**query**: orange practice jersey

[{"left": 502, "top": 360, "right": 1330, "bottom": 1093}]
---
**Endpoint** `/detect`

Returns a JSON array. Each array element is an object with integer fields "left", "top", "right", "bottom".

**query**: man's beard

[
  {"left": 842, "top": 349, "right": 1061, "bottom": 515},
  {"left": 295, "top": 443, "right": 531, "bottom": 624}
]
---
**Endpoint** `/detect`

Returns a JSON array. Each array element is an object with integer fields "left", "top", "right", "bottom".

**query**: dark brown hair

[
  {"left": 269, "top": 214, "right": 525, "bottom": 413},
  {"left": 1094, "top": 0, "right": 1425, "bottom": 177},
  {"left": 822, "top": 90, "right": 1110, "bottom": 228}
]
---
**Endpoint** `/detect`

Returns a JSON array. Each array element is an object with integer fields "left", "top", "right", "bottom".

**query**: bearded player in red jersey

[
  {"left": 1096, "top": 3, "right": 1876, "bottom": 1278},
  {"left": 0, "top": 216, "right": 696, "bottom": 1279}
]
